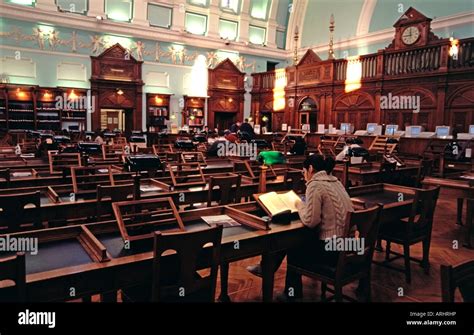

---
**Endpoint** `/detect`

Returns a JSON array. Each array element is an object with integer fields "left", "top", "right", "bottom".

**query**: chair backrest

[
  {"left": 441, "top": 260, "right": 474, "bottom": 302},
  {"left": 336, "top": 206, "right": 382, "bottom": 275},
  {"left": 0, "top": 191, "right": 41, "bottom": 233},
  {"left": 0, "top": 168, "right": 11, "bottom": 188},
  {"left": 96, "top": 183, "right": 135, "bottom": 217},
  {"left": 406, "top": 186, "right": 440, "bottom": 234},
  {"left": 207, "top": 174, "right": 241, "bottom": 206},
  {"left": 415, "top": 159, "right": 433, "bottom": 187},
  {"left": 0, "top": 253, "right": 26, "bottom": 302},
  {"left": 151, "top": 224, "right": 223, "bottom": 302}
]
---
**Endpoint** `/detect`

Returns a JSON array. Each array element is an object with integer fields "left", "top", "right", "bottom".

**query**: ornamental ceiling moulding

[{"left": 1, "top": 24, "right": 256, "bottom": 72}]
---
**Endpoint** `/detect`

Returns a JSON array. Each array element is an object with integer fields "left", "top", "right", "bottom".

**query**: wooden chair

[
  {"left": 463, "top": 198, "right": 474, "bottom": 249},
  {"left": 414, "top": 158, "right": 433, "bottom": 187},
  {"left": 377, "top": 161, "right": 397, "bottom": 183},
  {"left": 378, "top": 186, "right": 440, "bottom": 283},
  {"left": 0, "top": 168, "right": 11, "bottom": 188},
  {"left": 287, "top": 206, "right": 382, "bottom": 302},
  {"left": 441, "top": 260, "right": 474, "bottom": 302},
  {"left": 151, "top": 224, "right": 223, "bottom": 302},
  {"left": 96, "top": 183, "right": 135, "bottom": 217},
  {"left": 207, "top": 173, "right": 241, "bottom": 207},
  {"left": 0, "top": 191, "right": 42, "bottom": 233},
  {"left": 0, "top": 253, "right": 26, "bottom": 302}
]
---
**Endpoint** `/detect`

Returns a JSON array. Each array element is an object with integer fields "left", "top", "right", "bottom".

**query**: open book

[{"left": 256, "top": 190, "right": 302, "bottom": 217}]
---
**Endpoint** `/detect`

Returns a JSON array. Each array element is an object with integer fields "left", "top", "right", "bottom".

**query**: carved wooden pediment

[
  {"left": 297, "top": 49, "right": 322, "bottom": 66},
  {"left": 213, "top": 58, "right": 243, "bottom": 74},
  {"left": 393, "top": 7, "right": 431, "bottom": 27},
  {"left": 96, "top": 43, "right": 138, "bottom": 62}
]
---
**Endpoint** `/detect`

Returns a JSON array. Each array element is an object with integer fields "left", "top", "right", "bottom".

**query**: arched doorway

[{"left": 297, "top": 97, "right": 318, "bottom": 132}]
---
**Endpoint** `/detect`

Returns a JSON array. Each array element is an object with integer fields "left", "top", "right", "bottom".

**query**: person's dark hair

[
  {"left": 303, "top": 154, "right": 336, "bottom": 174},
  {"left": 218, "top": 130, "right": 225, "bottom": 137},
  {"left": 244, "top": 118, "right": 248, "bottom": 123}
]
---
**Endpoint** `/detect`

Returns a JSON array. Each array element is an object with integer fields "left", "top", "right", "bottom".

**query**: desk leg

[
  {"left": 467, "top": 223, "right": 474, "bottom": 249},
  {"left": 457, "top": 198, "right": 464, "bottom": 225},
  {"left": 218, "top": 262, "right": 231, "bottom": 302},
  {"left": 261, "top": 253, "right": 275, "bottom": 302}
]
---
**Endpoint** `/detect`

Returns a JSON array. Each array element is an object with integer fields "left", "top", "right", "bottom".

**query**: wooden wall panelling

[
  {"left": 207, "top": 59, "right": 245, "bottom": 130},
  {"left": 90, "top": 44, "right": 144, "bottom": 133}
]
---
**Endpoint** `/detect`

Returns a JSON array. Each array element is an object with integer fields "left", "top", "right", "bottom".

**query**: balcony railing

[{"left": 251, "top": 37, "right": 474, "bottom": 91}]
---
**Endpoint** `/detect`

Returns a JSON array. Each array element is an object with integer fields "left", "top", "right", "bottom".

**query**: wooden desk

[
  {"left": 333, "top": 164, "right": 419, "bottom": 186},
  {"left": 422, "top": 176, "right": 474, "bottom": 226},
  {"left": 0, "top": 202, "right": 306, "bottom": 303},
  {"left": 348, "top": 184, "right": 416, "bottom": 224}
]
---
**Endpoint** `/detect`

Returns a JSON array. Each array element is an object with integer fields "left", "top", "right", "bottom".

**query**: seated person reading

[
  {"left": 290, "top": 137, "right": 307, "bottom": 155},
  {"left": 247, "top": 155, "right": 354, "bottom": 301}
]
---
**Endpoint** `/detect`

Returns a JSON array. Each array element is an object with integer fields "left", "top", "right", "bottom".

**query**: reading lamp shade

[{"left": 258, "top": 151, "right": 286, "bottom": 166}]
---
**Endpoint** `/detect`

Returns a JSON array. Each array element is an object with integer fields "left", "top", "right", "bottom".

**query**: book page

[
  {"left": 258, "top": 192, "right": 288, "bottom": 216},
  {"left": 201, "top": 215, "right": 241, "bottom": 228},
  {"left": 278, "top": 191, "right": 302, "bottom": 214}
]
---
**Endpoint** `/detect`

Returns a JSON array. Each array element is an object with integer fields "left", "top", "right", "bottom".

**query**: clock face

[{"left": 401, "top": 26, "right": 420, "bottom": 45}]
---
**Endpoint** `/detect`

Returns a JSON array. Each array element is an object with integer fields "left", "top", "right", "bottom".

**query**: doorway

[
  {"left": 214, "top": 112, "right": 236, "bottom": 131},
  {"left": 100, "top": 109, "right": 126, "bottom": 131}
]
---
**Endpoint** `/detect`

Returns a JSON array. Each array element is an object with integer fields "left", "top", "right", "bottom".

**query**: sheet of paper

[{"left": 201, "top": 215, "right": 241, "bottom": 227}]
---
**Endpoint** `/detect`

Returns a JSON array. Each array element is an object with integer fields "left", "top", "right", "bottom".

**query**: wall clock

[{"left": 401, "top": 26, "right": 421, "bottom": 45}]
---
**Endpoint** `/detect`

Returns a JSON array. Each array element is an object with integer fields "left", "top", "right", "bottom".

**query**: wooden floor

[{"left": 216, "top": 196, "right": 474, "bottom": 302}]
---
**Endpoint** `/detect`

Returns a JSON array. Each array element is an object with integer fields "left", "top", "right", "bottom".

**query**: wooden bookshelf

[
  {"left": 6, "top": 85, "right": 36, "bottom": 131},
  {"left": 146, "top": 93, "right": 171, "bottom": 133},
  {"left": 183, "top": 96, "right": 205, "bottom": 131},
  {"left": 0, "top": 85, "right": 7, "bottom": 130},
  {"left": 36, "top": 87, "right": 61, "bottom": 131},
  {"left": 59, "top": 87, "right": 88, "bottom": 132}
]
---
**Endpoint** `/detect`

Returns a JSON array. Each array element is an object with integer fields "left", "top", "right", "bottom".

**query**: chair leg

[
  {"left": 218, "top": 262, "right": 231, "bottom": 302},
  {"left": 385, "top": 241, "right": 391, "bottom": 261},
  {"left": 334, "top": 285, "right": 343, "bottom": 302},
  {"left": 366, "top": 277, "right": 371, "bottom": 302},
  {"left": 422, "top": 238, "right": 431, "bottom": 274},
  {"left": 403, "top": 243, "right": 411, "bottom": 284},
  {"left": 321, "top": 282, "right": 327, "bottom": 302}
]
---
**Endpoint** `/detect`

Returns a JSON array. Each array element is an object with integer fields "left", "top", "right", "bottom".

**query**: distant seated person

[
  {"left": 94, "top": 130, "right": 104, "bottom": 145},
  {"left": 207, "top": 133, "right": 217, "bottom": 145},
  {"left": 335, "top": 138, "right": 362, "bottom": 161},
  {"left": 207, "top": 130, "right": 228, "bottom": 157},
  {"left": 239, "top": 119, "right": 255, "bottom": 139},
  {"left": 230, "top": 121, "right": 241, "bottom": 133},
  {"left": 200, "top": 125, "right": 210, "bottom": 135},
  {"left": 444, "top": 129, "right": 462, "bottom": 160},
  {"left": 224, "top": 130, "right": 238, "bottom": 143},
  {"left": 290, "top": 137, "right": 307, "bottom": 155}
]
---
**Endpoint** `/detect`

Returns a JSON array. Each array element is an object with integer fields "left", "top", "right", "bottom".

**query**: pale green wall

[{"left": 370, "top": 0, "right": 474, "bottom": 32}]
